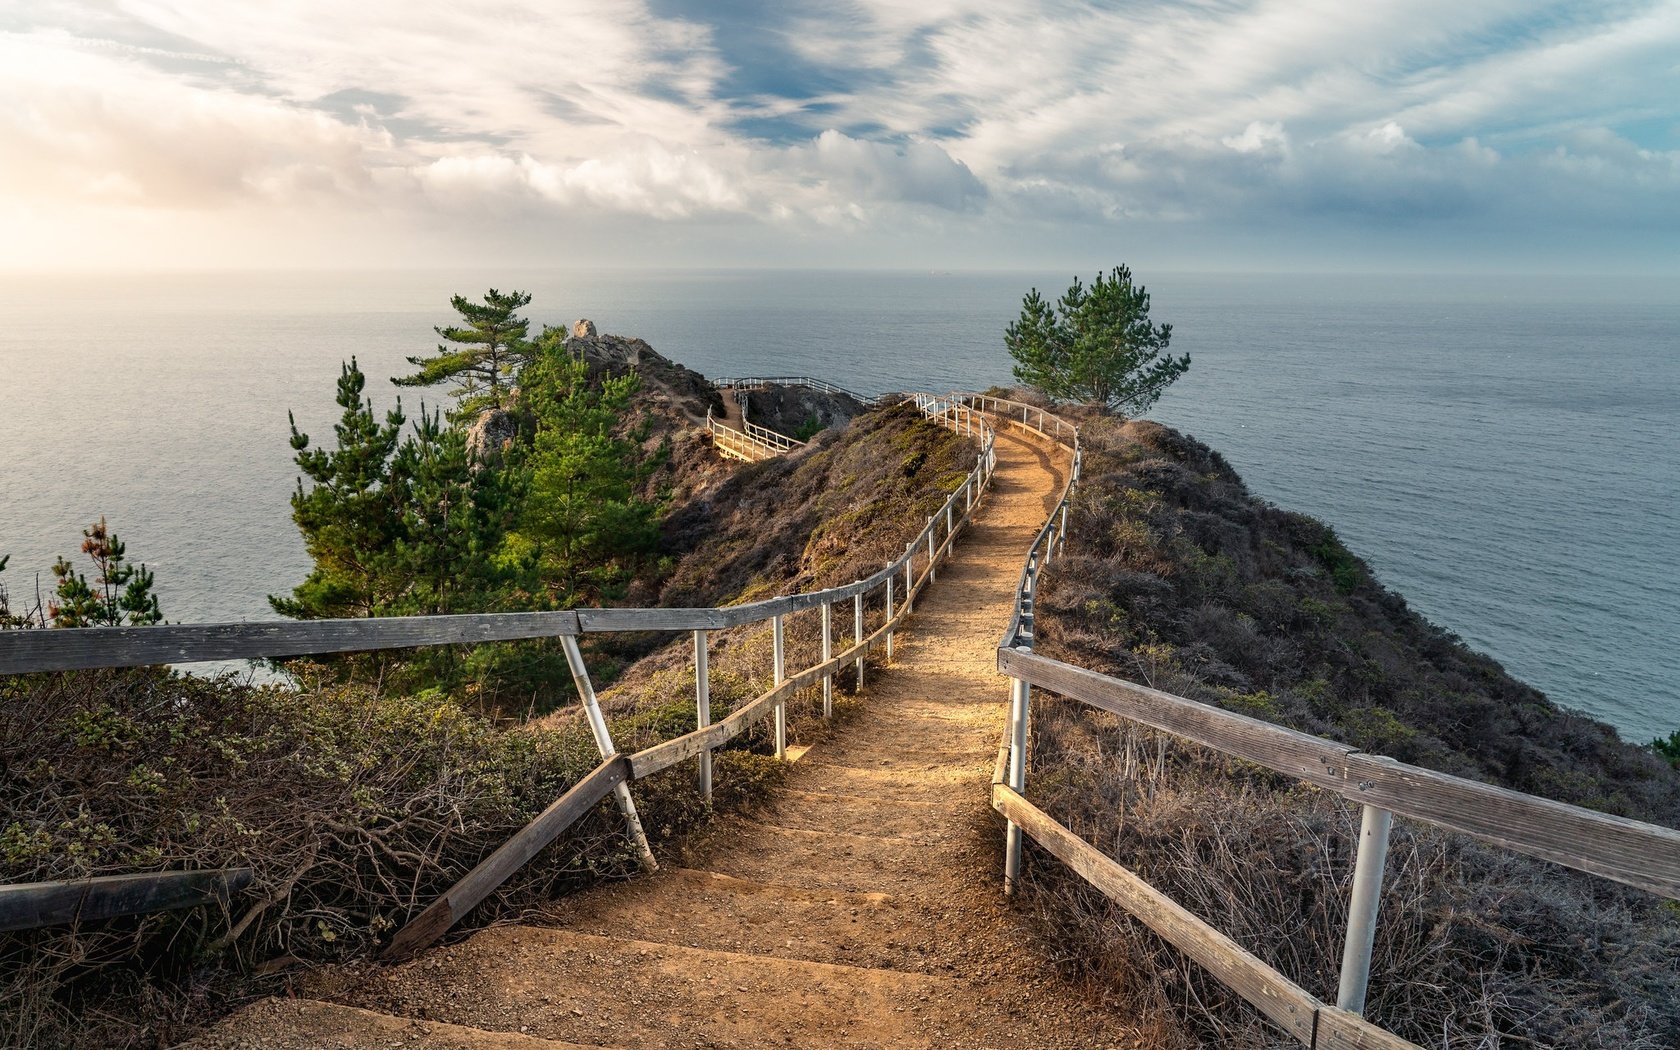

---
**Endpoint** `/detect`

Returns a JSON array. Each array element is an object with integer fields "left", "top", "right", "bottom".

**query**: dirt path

[{"left": 189, "top": 426, "right": 1144, "bottom": 1049}]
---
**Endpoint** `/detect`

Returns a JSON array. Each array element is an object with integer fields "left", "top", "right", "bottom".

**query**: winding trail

[{"left": 192, "top": 427, "right": 1142, "bottom": 1049}]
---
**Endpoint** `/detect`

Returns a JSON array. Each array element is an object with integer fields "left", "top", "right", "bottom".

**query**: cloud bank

[{"left": 1, "top": 0, "right": 1675, "bottom": 269}]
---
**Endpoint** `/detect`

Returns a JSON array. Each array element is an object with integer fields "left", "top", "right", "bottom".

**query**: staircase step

[
  {"left": 788, "top": 760, "right": 990, "bottom": 803},
  {"left": 746, "top": 790, "right": 977, "bottom": 841},
  {"left": 700, "top": 820, "right": 985, "bottom": 895},
  {"left": 341, "top": 926, "right": 1079, "bottom": 1049},
  {"left": 544, "top": 867, "right": 1000, "bottom": 977},
  {"left": 179, "top": 997, "right": 609, "bottom": 1049}
]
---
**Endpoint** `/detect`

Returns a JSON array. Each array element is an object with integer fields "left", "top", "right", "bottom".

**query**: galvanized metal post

[
  {"left": 560, "top": 635, "right": 656, "bottom": 872},
  {"left": 694, "top": 630, "right": 711, "bottom": 804},
  {"left": 772, "top": 614, "right": 786, "bottom": 759},
  {"left": 821, "top": 601, "right": 833, "bottom": 717},
  {"left": 885, "top": 572, "right": 894, "bottom": 663},
  {"left": 904, "top": 544, "right": 914, "bottom": 613},
  {"left": 1003, "top": 672, "right": 1031, "bottom": 894},
  {"left": 1336, "top": 804, "right": 1394, "bottom": 1015},
  {"left": 853, "top": 592, "right": 865, "bottom": 689}
]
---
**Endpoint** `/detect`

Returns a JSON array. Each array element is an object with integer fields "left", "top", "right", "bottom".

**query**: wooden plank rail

[
  {"left": 0, "top": 868, "right": 252, "bottom": 932},
  {"left": 996, "top": 646, "right": 1680, "bottom": 900},
  {"left": 0, "top": 610, "right": 583, "bottom": 675},
  {"left": 994, "top": 785, "right": 1322, "bottom": 1044},
  {"left": 383, "top": 756, "right": 628, "bottom": 961}
]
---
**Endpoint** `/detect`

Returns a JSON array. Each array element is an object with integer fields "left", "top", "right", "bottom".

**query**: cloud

[{"left": 1, "top": 0, "right": 1677, "bottom": 269}]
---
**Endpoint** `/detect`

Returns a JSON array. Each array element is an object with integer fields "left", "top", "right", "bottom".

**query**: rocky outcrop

[
  {"left": 741, "top": 383, "right": 871, "bottom": 439},
  {"left": 464, "top": 406, "right": 517, "bottom": 466},
  {"left": 562, "top": 329, "right": 720, "bottom": 421}
]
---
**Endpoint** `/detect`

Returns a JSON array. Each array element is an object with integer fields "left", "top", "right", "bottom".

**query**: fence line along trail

[{"left": 188, "top": 425, "right": 1142, "bottom": 1049}]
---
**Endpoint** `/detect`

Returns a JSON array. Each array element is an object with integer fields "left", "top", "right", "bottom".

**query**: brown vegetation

[{"left": 1024, "top": 411, "right": 1680, "bottom": 1047}]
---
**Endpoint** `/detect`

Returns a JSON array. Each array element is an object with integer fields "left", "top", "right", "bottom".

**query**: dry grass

[{"left": 1020, "top": 410, "right": 1680, "bottom": 1048}]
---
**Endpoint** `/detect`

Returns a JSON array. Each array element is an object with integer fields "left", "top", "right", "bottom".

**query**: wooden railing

[
  {"left": 710, "top": 375, "right": 880, "bottom": 405},
  {"left": 705, "top": 409, "right": 792, "bottom": 462},
  {"left": 985, "top": 399, "right": 1680, "bottom": 1050},
  {"left": 0, "top": 394, "right": 997, "bottom": 956}
]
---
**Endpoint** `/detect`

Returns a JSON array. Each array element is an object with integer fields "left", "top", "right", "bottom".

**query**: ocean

[{"left": 1, "top": 270, "right": 1675, "bottom": 740}]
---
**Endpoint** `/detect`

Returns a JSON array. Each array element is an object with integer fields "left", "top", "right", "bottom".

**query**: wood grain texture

[
  {"left": 993, "top": 785, "right": 1319, "bottom": 1044},
  {"left": 0, "top": 611, "right": 583, "bottom": 674},
  {"left": 1004, "top": 649, "right": 1680, "bottom": 900},
  {"left": 999, "top": 647, "right": 1356, "bottom": 790},
  {"left": 1315, "top": 1007, "right": 1424, "bottom": 1050},
  {"left": 0, "top": 868, "right": 252, "bottom": 931},
  {"left": 383, "top": 756, "right": 627, "bottom": 961},
  {"left": 1341, "top": 753, "right": 1680, "bottom": 900}
]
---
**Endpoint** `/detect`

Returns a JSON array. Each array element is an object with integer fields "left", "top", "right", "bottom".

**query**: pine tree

[
  {"left": 507, "top": 337, "right": 660, "bottom": 606},
  {"left": 1007, "top": 266, "right": 1190, "bottom": 414},
  {"left": 48, "top": 518, "right": 163, "bottom": 627},
  {"left": 393, "top": 289, "right": 534, "bottom": 415},
  {"left": 272, "top": 358, "right": 409, "bottom": 620}
]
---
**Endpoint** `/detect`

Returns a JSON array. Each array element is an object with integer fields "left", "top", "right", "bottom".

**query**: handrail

[
  {"left": 986, "top": 399, "right": 1680, "bottom": 1050},
  {"left": 1, "top": 390, "right": 995, "bottom": 953},
  {"left": 711, "top": 376, "right": 880, "bottom": 405}
]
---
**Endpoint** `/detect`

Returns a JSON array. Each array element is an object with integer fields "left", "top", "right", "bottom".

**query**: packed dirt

[{"left": 186, "top": 425, "right": 1149, "bottom": 1049}]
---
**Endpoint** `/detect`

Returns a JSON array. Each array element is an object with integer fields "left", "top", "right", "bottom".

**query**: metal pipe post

[
  {"left": 772, "top": 614, "right": 786, "bottom": 759},
  {"left": 904, "top": 544, "right": 914, "bottom": 613},
  {"left": 560, "top": 635, "right": 657, "bottom": 872},
  {"left": 821, "top": 601, "right": 833, "bottom": 718},
  {"left": 853, "top": 592, "right": 864, "bottom": 689},
  {"left": 1336, "top": 804, "right": 1395, "bottom": 1015},
  {"left": 694, "top": 630, "right": 711, "bottom": 804},
  {"left": 885, "top": 573, "right": 894, "bottom": 663},
  {"left": 1003, "top": 674, "right": 1031, "bottom": 893}
]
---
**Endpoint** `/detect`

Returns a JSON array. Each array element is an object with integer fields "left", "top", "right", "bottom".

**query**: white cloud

[{"left": 0, "top": 0, "right": 1676, "bottom": 269}]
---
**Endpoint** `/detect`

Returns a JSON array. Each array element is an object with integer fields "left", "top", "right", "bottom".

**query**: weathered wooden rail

[
  {"left": 710, "top": 375, "right": 880, "bottom": 405},
  {"left": 0, "top": 393, "right": 996, "bottom": 955},
  {"left": 984, "top": 397, "right": 1680, "bottom": 1050}
]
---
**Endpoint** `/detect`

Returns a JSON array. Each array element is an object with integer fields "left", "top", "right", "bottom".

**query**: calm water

[{"left": 1, "top": 271, "right": 1675, "bottom": 740}]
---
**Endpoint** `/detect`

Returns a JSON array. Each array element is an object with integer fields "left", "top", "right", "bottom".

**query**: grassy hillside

[{"left": 1023, "top": 410, "right": 1680, "bottom": 1048}]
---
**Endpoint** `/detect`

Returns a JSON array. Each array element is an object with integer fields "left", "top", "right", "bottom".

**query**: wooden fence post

[
  {"left": 905, "top": 544, "right": 914, "bottom": 614},
  {"left": 694, "top": 630, "right": 711, "bottom": 803},
  {"left": 560, "top": 636, "right": 656, "bottom": 872}
]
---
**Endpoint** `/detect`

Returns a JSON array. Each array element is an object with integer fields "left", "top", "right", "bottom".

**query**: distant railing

[
  {"left": 705, "top": 409, "right": 794, "bottom": 462},
  {"left": 0, "top": 393, "right": 995, "bottom": 959},
  {"left": 984, "top": 398, "right": 1680, "bottom": 1050},
  {"left": 711, "top": 376, "right": 880, "bottom": 405}
]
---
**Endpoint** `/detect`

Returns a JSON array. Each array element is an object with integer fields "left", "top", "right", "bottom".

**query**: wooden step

[
  {"left": 700, "top": 820, "right": 986, "bottom": 895},
  {"left": 337, "top": 926, "right": 1103, "bottom": 1049},
  {"left": 786, "top": 760, "right": 990, "bottom": 803},
  {"left": 744, "top": 790, "right": 978, "bottom": 842},
  {"left": 178, "top": 997, "right": 610, "bottom": 1049},
  {"left": 544, "top": 867, "right": 1002, "bottom": 977}
]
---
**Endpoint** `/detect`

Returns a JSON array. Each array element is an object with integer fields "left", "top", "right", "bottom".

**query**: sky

[{"left": 1, "top": 0, "right": 1676, "bottom": 273}]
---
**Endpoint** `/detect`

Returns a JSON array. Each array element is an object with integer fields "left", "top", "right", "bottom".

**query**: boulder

[{"left": 572, "top": 318, "right": 598, "bottom": 339}]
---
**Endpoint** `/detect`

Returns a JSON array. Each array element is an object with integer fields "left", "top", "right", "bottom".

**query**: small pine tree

[
  {"left": 48, "top": 518, "right": 163, "bottom": 627},
  {"left": 393, "top": 289, "right": 535, "bottom": 415},
  {"left": 506, "top": 337, "right": 660, "bottom": 606},
  {"left": 1007, "top": 266, "right": 1190, "bottom": 415}
]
